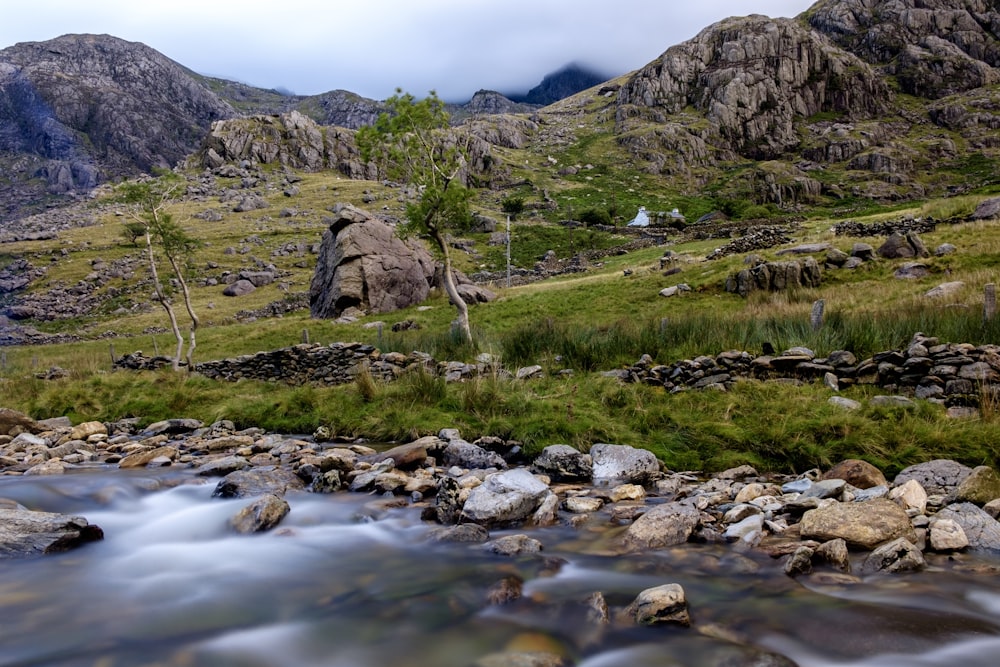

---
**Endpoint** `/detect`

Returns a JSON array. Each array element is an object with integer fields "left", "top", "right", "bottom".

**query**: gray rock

[
  {"left": 222, "top": 279, "right": 256, "bottom": 297},
  {"left": 934, "top": 243, "right": 957, "bottom": 256},
  {"left": 801, "top": 478, "right": 846, "bottom": 499},
  {"left": 935, "top": 502, "right": 1000, "bottom": 552},
  {"left": 861, "top": 538, "right": 925, "bottom": 574},
  {"left": 895, "top": 459, "right": 973, "bottom": 496},
  {"left": 309, "top": 204, "right": 437, "bottom": 319},
  {"left": 443, "top": 440, "right": 507, "bottom": 470},
  {"left": 195, "top": 455, "right": 250, "bottom": 477},
  {"left": 483, "top": 534, "right": 543, "bottom": 556},
  {"left": 461, "top": 469, "right": 550, "bottom": 527},
  {"left": 929, "top": 518, "right": 969, "bottom": 552},
  {"left": 971, "top": 197, "right": 1000, "bottom": 221},
  {"left": 590, "top": 443, "right": 659, "bottom": 484},
  {"left": 870, "top": 395, "right": 916, "bottom": 409},
  {"left": 229, "top": 494, "right": 290, "bottom": 534},
  {"left": 427, "top": 524, "right": 490, "bottom": 544},
  {"left": 0, "top": 508, "right": 104, "bottom": 558},
  {"left": 925, "top": 281, "right": 965, "bottom": 298},
  {"left": 829, "top": 396, "right": 862, "bottom": 410},
  {"left": 532, "top": 444, "right": 592, "bottom": 482},
  {"left": 212, "top": 468, "right": 305, "bottom": 498},
  {"left": 622, "top": 501, "right": 700, "bottom": 551},
  {"left": 784, "top": 546, "right": 814, "bottom": 576},
  {"left": 622, "top": 583, "right": 690, "bottom": 626}
]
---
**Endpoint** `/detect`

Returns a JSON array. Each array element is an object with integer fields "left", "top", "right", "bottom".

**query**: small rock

[
  {"left": 929, "top": 518, "right": 969, "bottom": 552},
  {"left": 622, "top": 583, "right": 690, "bottom": 626},
  {"left": 229, "top": 494, "right": 290, "bottom": 533},
  {"left": 483, "top": 534, "right": 543, "bottom": 556},
  {"left": 861, "top": 537, "right": 925, "bottom": 574}
]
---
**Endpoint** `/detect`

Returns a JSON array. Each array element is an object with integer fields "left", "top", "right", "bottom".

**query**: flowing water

[{"left": 3, "top": 468, "right": 1000, "bottom": 667}]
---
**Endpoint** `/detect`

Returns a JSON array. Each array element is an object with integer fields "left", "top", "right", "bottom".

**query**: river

[{"left": 2, "top": 468, "right": 1000, "bottom": 667}]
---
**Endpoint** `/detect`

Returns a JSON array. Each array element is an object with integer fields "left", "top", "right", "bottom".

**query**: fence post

[
  {"left": 302, "top": 328, "right": 310, "bottom": 344},
  {"left": 109, "top": 343, "right": 116, "bottom": 366},
  {"left": 810, "top": 299, "right": 825, "bottom": 332},
  {"left": 985, "top": 284, "right": 996, "bottom": 322},
  {"left": 152, "top": 337, "right": 160, "bottom": 356}
]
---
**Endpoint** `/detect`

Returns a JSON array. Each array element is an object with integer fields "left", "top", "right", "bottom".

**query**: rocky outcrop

[
  {"left": 309, "top": 205, "right": 437, "bottom": 319},
  {"left": 808, "top": 0, "right": 1000, "bottom": 98},
  {"left": 193, "top": 111, "right": 376, "bottom": 179},
  {"left": 724, "top": 257, "right": 822, "bottom": 296},
  {"left": 0, "top": 34, "right": 235, "bottom": 208},
  {"left": 616, "top": 15, "right": 890, "bottom": 161}
]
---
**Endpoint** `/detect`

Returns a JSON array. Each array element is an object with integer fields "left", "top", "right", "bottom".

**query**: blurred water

[{"left": 1, "top": 469, "right": 999, "bottom": 667}]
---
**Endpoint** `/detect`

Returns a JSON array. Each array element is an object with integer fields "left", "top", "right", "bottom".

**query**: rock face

[
  {"left": 807, "top": 0, "right": 1000, "bottom": 99},
  {"left": 309, "top": 205, "right": 437, "bottom": 319},
  {"left": 192, "top": 111, "right": 376, "bottom": 180},
  {"left": 0, "top": 34, "right": 235, "bottom": 215},
  {"left": 617, "top": 15, "right": 889, "bottom": 163}
]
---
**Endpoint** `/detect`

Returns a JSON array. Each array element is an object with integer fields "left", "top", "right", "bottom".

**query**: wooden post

[
  {"left": 152, "top": 337, "right": 160, "bottom": 356},
  {"left": 302, "top": 328, "right": 310, "bottom": 344},
  {"left": 810, "top": 299, "right": 825, "bottom": 332},
  {"left": 985, "top": 284, "right": 996, "bottom": 321},
  {"left": 109, "top": 343, "right": 116, "bottom": 366}
]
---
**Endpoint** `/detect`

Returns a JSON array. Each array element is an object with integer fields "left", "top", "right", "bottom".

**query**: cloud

[{"left": 0, "top": 0, "right": 816, "bottom": 101}]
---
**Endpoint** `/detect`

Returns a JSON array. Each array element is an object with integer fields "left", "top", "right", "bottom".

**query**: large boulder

[
  {"left": 622, "top": 502, "right": 700, "bottom": 551},
  {"left": 590, "top": 443, "right": 660, "bottom": 484},
  {"left": 532, "top": 444, "right": 592, "bottom": 482},
  {"left": 935, "top": 502, "right": 1000, "bottom": 551},
  {"left": 0, "top": 508, "right": 104, "bottom": 558},
  {"left": 894, "top": 459, "right": 973, "bottom": 497},
  {"left": 309, "top": 204, "right": 437, "bottom": 319},
  {"left": 799, "top": 498, "right": 916, "bottom": 549},
  {"left": 461, "top": 468, "right": 550, "bottom": 527}
]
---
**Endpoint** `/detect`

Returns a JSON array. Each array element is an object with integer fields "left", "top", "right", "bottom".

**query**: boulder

[
  {"left": 222, "top": 279, "right": 256, "bottom": 297},
  {"left": 309, "top": 204, "right": 437, "bottom": 319},
  {"left": 622, "top": 583, "right": 690, "bottom": 627},
  {"left": 971, "top": 197, "right": 1000, "bottom": 221},
  {"left": 590, "top": 443, "right": 659, "bottom": 484},
  {"left": 443, "top": 440, "right": 507, "bottom": 470},
  {"left": 229, "top": 494, "right": 290, "bottom": 533},
  {"left": 0, "top": 508, "right": 104, "bottom": 558},
  {"left": 0, "top": 407, "right": 40, "bottom": 435},
  {"left": 532, "top": 444, "right": 592, "bottom": 482},
  {"left": 800, "top": 498, "right": 916, "bottom": 549},
  {"left": 929, "top": 518, "right": 969, "bottom": 552},
  {"left": 366, "top": 440, "right": 432, "bottom": 470},
  {"left": 212, "top": 468, "right": 306, "bottom": 498},
  {"left": 622, "top": 501, "right": 700, "bottom": 551},
  {"left": 861, "top": 538, "right": 925, "bottom": 575},
  {"left": 461, "top": 468, "right": 550, "bottom": 527},
  {"left": 894, "top": 459, "right": 973, "bottom": 496},
  {"left": 821, "top": 459, "right": 887, "bottom": 489},
  {"left": 935, "top": 502, "right": 1000, "bottom": 552},
  {"left": 954, "top": 466, "right": 1000, "bottom": 505}
]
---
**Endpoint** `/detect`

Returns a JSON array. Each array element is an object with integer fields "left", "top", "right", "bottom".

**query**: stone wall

[{"left": 617, "top": 333, "right": 999, "bottom": 407}]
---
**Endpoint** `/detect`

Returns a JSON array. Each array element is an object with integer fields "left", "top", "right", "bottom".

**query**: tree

[
  {"left": 356, "top": 90, "right": 475, "bottom": 343},
  {"left": 117, "top": 173, "right": 202, "bottom": 370}
]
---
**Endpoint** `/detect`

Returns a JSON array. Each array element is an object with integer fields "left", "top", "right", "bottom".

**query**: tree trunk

[
  {"left": 431, "top": 229, "right": 472, "bottom": 344},
  {"left": 167, "top": 254, "right": 199, "bottom": 370},
  {"left": 145, "top": 231, "right": 184, "bottom": 371}
]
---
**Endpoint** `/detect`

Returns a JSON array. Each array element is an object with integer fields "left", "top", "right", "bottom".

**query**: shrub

[{"left": 578, "top": 208, "right": 612, "bottom": 226}]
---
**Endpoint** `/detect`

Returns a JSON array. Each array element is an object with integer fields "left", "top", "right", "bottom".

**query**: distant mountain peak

[{"left": 507, "top": 63, "right": 611, "bottom": 105}]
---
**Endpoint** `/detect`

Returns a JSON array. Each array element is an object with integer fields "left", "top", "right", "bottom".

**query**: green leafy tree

[
  {"left": 501, "top": 195, "right": 525, "bottom": 221},
  {"left": 356, "top": 90, "right": 475, "bottom": 343},
  {"left": 117, "top": 173, "right": 202, "bottom": 370}
]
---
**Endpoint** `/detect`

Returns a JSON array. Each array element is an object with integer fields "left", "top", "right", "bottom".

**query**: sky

[{"left": 0, "top": 0, "right": 816, "bottom": 102}]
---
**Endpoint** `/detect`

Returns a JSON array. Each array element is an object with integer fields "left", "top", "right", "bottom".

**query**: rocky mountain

[
  {"left": 509, "top": 63, "right": 609, "bottom": 105},
  {"left": 612, "top": 0, "right": 999, "bottom": 203},
  {"left": 0, "top": 34, "right": 237, "bottom": 219}
]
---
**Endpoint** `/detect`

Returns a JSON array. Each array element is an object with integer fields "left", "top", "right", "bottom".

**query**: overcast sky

[{"left": 1, "top": 0, "right": 816, "bottom": 101}]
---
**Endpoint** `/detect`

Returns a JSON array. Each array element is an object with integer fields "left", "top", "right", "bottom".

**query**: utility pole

[{"left": 506, "top": 215, "right": 512, "bottom": 289}]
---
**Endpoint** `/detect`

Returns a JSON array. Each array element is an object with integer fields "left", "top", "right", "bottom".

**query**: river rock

[
  {"left": 622, "top": 501, "right": 700, "bottom": 551},
  {"left": 472, "top": 652, "right": 565, "bottom": 667},
  {"left": 444, "top": 440, "right": 507, "bottom": 470},
  {"left": 861, "top": 538, "right": 925, "bottom": 575},
  {"left": 0, "top": 408, "right": 40, "bottom": 435},
  {"left": 483, "top": 534, "right": 543, "bottom": 556},
  {"left": 622, "top": 583, "right": 690, "bottom": 627},
  {"left": 784, "top": 546, "right": 814, "bottom": 576},
  {"left": 140, "top": 418, "right": 204, "bottom": 436},
  {"left": 68, "top": 421, "right": 106, "bottom": 441},
  {"left": 461, "top": 468, "right": 550, "bottom": 527},
  {"left": 888, "top": 478, "right": 928, "bottom": 514},
  {"left": 229, "top": 494, "right": 290, "bottom": 533},
  {"left": 954, "top": 466, "right": 1000, "bottom": 505},
  {"left": 0, "top": 508, "right": 104, "bottom": 558},
  {"left": 532, "top": 444, "right": 592, "bottom": 482},
  {"left": 821, "top": 459, "right": 888, "bottom": 489},
  {"left": 928, "top": 518, "right": 969, "bottom": 552},
  {"left": 800, "top": 498, "right": 916, "bottom": 549},
  {"left": 590, "top": 443, "right": 659, "bottom": 484},
  {"left": 427, "top": 523, "right": 490, "bottom": 543},
  {"left": 894, "top": 459, "right": 973, "bottom": 496},
  {"left": 934, "top": 502, "right": 1000, "bottom": 552},
  {"left": 366, "top": 440, "right": 433, "bottom": 470},
  {"left": 563, "top": 496, "right": 604, "bottom": 514},
  {"left": 118, "top": 446, "right": 178, "bottom": 469},
  {"left": 815, "top": 538, "right": 851, "bottom": 572},
  {"left": 195, "top": 455, "right": 250, "bottom": 476},
  {"left": 23, "top": 460, "right": 67, "bottom": 476},
  {"left": 213, "top": 468, "right": 306, "bottom": 498}
]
